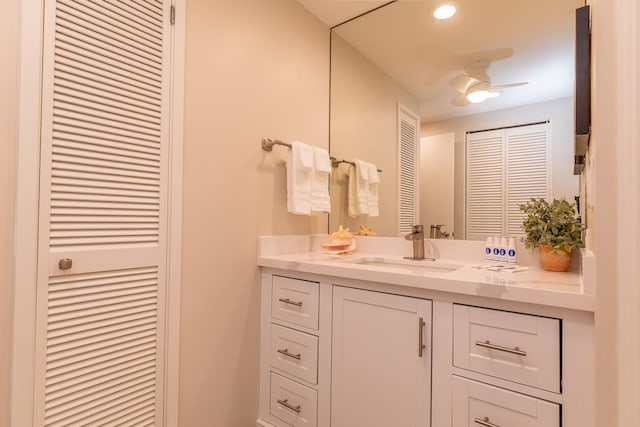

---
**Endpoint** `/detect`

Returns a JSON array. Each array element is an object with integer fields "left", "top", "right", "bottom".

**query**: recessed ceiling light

[{"left": 433, "top": 4, "right": 456, "bottom": 20}]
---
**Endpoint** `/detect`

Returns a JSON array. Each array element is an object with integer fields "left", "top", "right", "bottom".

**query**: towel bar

[
  {"left": 261, "top": 137, "right": 291, "bottom": 151},
  {"left": 331, "top": 157, "right": 382, "bottom": 173},
  {"left": 261, "top": 138, "right": 382, "bottom": 173}
]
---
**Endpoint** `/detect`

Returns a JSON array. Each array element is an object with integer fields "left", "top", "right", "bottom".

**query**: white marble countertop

[{"left": 257, "top": 235, "right": 595, "bottom": 312}]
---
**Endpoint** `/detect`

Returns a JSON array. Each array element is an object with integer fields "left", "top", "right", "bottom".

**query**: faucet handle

[{"left": 412, "top": 224, "right": 424, "bottom": 233}]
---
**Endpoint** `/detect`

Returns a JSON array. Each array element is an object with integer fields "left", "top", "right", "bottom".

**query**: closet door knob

[{"left": 58, "top": 258, "right": 73, "bottom": 270}]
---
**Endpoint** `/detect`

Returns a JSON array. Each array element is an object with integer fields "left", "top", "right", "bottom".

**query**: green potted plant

[{"left": 519, "top": 198, "right": 585, "bottom": 272}]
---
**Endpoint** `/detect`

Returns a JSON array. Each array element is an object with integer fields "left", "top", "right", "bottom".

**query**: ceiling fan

[{"left": 449, "top": 60, "right": 527, "bottom": 106}]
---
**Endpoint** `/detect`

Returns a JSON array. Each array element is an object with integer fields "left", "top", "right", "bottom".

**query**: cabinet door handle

[
  {"left": 277, "top": 348, "right": 301, "bottom": 360},
  {"left": 474, "top": 417, "right": 500, "bottom": 427},
  {"left": 418, "top": 317, "right": 426, "bottom": 357},
  {"left": 277, "top": 398, "right": 301, "bottom": 413},
  {"left": 475, "top": 340, "right": 527, "bottom": 357},
  {"left": 278, "top": 297, "right": 303, "bottom": 307}
]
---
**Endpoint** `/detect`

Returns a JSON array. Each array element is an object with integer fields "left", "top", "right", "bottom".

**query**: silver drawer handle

[
  {"left": 418, "top": 317, "right": 426, "bottom": 358},
  {"left": 474, "top": 417, "right": 500, "bottom": 427},
  {"left": 475, "top": 340, "right": 527, "bottom": 357},
  {"left": 277, "top": 398, "right": 301, "bottom": 413},
  {"left": 277, "top": 348, "right": 301, "bottom": 360},
  {"left": 278, "top": 298, "right": 303, "bottom": 307}
]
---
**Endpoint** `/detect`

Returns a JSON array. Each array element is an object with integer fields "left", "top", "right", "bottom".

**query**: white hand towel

[
  {"left": 311, "top": 146, "right": 331, "bottom": 214},
  {"left": 286, "top": 141, "right": 313, "bottom": 215},
  {"left": 354, "top": 159, "right": 370, "bottom": 215},
  {"left": 366, "top": 162, "right": 380, "bottom": 217},
  {"left": 347, "top": 165, "right": 359, "bottom": 218}
]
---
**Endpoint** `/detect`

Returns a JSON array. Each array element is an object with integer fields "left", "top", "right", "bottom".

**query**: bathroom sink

[{"left": 346, "top": 257, "right": 463, "bottom": 273}]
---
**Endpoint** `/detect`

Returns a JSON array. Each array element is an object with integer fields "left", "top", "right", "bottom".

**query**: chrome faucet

[
  {"left": 404, "top": 225, "right": 434, "bottom": 260},
  {"left": 429, "top": 224, "right": 450, "bottom": 239}
]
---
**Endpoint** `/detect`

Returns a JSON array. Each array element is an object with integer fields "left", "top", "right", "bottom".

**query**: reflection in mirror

[{"left": 329, "top": 0, "right": 582, "bottom": 240}]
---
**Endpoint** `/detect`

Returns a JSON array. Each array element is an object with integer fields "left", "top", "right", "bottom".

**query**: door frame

[{"left": 10, "top": 0, "right": 185, "bottom": 425}]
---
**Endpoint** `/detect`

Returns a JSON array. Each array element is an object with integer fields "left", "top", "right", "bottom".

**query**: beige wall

[
  {"left": 422, "top": 97, "right": 578, "bottom": 239},
  {"left": 181, "top": 0, "right": 329, "bottom": 425},
  {"left": 0, "top": 0, "right": 19, "bottom": 423},
  {"left": 420, "top": 133, "right": 454, "bottom": 234},
  {"left": 329, "top": 33, "right": 420, "bottom": 236}
]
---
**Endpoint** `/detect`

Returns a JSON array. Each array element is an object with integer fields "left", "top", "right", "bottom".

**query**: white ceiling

[
  {"left": 297, "top": 0, "right": 584, "bottom": 122},
  {"left": 296, "top": 0, "right": 391, "bottom": 28}
]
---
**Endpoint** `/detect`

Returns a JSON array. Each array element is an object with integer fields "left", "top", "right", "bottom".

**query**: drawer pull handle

[
  {"left": 475, "top": 340, "right": 527, "bottom": 357},
  {"left": 277, "top": 348, "right": 301, "bottom": 360},
  {"left": 278, "top": 298, "right": 303, "bottom": 307},
  {"left": 277, "top": 398, "right": 301, "bottom": 413},
  {"left": 474, "top": 417, "right": 500, "bottom": 427},
  {"left": 418, "top": 317, "right": 426, "bottom": 358}
]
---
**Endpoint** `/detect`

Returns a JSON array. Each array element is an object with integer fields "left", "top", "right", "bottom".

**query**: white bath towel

[
  {"left": 311, "top": 146, "right": 331, "bottom": 214},
  {"left": 367, "top": 162, "right": 380, "bottom": 217},
  {"left": 286, "top": 141, "right": 313, "bottom": 215}
]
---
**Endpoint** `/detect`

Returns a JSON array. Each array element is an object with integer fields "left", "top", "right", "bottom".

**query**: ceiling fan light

[
  {"left": 433, "top": 4, "right": 456, "bottom": 20},
  {"left": 467, "top": 90, "right": 490, "bottom": 103}
]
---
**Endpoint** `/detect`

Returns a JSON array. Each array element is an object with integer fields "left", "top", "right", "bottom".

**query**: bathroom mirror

[{"left": 329, "top": 0, "right": 581, "bottom": 239}]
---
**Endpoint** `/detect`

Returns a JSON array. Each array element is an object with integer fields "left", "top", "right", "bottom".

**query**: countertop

[{"left": 257, "top": 235, "right": 594, "bottom": 312}]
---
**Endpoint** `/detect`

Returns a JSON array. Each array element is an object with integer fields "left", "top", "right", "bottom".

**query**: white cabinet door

[{"left": 332, "top": 286, "right": 432, "bottom": 427}]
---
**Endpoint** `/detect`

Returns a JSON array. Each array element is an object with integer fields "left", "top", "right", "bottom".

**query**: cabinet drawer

[
  {"left": 452, "top": 376, "right": 559, "bottom": 427},
  {"left": 270, "top": 324, "right": 318, "bottom": 384},
  {"left": 272, "top": 276, "right": 319, "bottom": 330},
  {"left": 270, "top": 372, "right": 318, "bottom": 427},
  {"left": 453, "top": 305, "right": 560, "bottom": 392}
]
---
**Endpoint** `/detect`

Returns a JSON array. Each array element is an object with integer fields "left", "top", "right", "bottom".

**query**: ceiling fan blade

[
  {"left": 449, "top": 75, "right": 482, "bottom": 94},
  {"left": 489, "top": 82, "right": 528, "bottom": 90},
  {"left": 451, "top": 93, "right": 470, "bottom": 106}
]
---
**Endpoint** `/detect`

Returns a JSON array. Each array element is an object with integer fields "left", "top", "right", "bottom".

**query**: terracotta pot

[{"left": 538, "top": 244, "right": 572, "bottom": 272}]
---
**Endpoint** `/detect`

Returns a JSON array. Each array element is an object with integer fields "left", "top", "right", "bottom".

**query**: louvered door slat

[
  {"left": 46, "top": 354, "right": 156, "bottom": 397},
  {"left": 54, "top": 99, "right": 162, "bottom": 132},
  {"left": 103, "top": 0, "right": 163, "bottom": 25},
  {"left": 74, "top": 395, "right": 155, "bottom": 427},
  {"left": 35, "top": 0, "right": 170, "bottom": 424},
  {"left": 54, "top": 89, "right": 162, "bottom": 122},
  {"left": 45, "top": 380, "right": 155, "bottom": 426},
  {"left": 45, "top": 362, "right": 156, "bottom": 409},
  {"left": 46, "top": 343, "right": 156, "bottom": 380},
  {"left": 70, "top": 0, "right": 163, "bottom": 39},
  {"left": 52, "top": 144, "right": 159, "bottom": 168},
  {"left": 57, "top": 2, "right": 163, "bottom": 56},
  {"left": 55, "top": 25, "right": 161, "bottom": 73},
  {"left": 55, "top": 52, "right": 162, "bottom": 95},
  {"left": 55, "top": 78, "right": 162, "bottom": 114},
  {"left": 55, "top": 91, "right": 161, "bottom": 124}
]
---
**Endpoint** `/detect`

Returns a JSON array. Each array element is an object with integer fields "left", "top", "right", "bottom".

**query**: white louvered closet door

[
  {"left": 465, "top": 123, "right": 550, "bottom": 240},
  {"left": 398, "top": 105, "right": 419, "bottom": 236},
  {"left": 505, "top": 123, "right": 550, "bottom": 237},
  {"left": 465, "top": 129, "right": 504, "bottom": 241},
  {"left": 34, "top": 0, "right": 173, "bottom": 425}
]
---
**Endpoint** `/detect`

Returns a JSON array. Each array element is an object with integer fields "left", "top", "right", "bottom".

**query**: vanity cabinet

[
  {"left": 257, "top": 269, "right": 594, "bottom": 427},
  {"left": 331, "top": 286, "right": 431, "bottom": 427}
]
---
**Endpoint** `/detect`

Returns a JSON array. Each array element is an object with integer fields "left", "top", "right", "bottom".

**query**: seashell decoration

[
  {"left": 321, "top": 225, "right": 356, "bottom": 254},
  {"left": 355, "top": 225, "right": 376, "bottom": 236}
]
